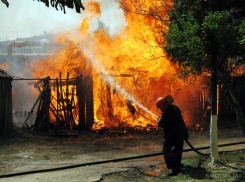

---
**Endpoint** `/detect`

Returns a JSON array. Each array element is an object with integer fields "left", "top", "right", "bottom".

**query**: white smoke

[
  {"left": 0, "top": 0, "right": 128, "bottom": 127},
  {"left": 0, "top": 0, "right": 127, "bottom": 41}
]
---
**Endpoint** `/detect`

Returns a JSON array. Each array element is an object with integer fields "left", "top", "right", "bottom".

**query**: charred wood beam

[
  {"left": 17, "top": 78, "right": 77, "bottom": 81},
  {"left": 43, "top": 86, "right": 51, "bottom": 131},
  {"left": 49, "top": 80, "right": 77, "bottom": 87},
  {"left": 33, "top": 79, "right": 51, "bottom": 132},
  {"left": 97, "top": 73, "right": 132, "bottom": 77},
  {"left": 56, "top": 106, "right": 76, "bottom": 111},
  {"left": 70, "top": 88, "right": 75, "bottom": 107},
  {"left": 56, "top": 78, "right": 59, "bottom": 125},
  {"left": 49, "top": 97, "right": 65, "bottom": 121},
  {"left": 69, "top": 87, "right": 77, "bottom": 129},
  {"left": 77, "top": 75, "right": 85, "bottom": 130},
  {"left": 106, "top": 81, "right": 114, "bottom": 126},
  {"left": 49, "top": 103, "right": 65, "bottom": 124},
  {"left": 34, "top": 94, "right": 45, "bottom": 131},
  {"left": 22, "top": 93, "right": 42, "bottom": 128},
  {"left": 84, "top": 76, "right": 94, "bottom": 128},
  {"left": 60, "top": 72, "right": 67, "bottom": 126},
  {"left": 66, "top": 72, "right": 70, "bottom": 128},
  {"left": 34, "top": 76, "right": 50, "bottom": 88}
]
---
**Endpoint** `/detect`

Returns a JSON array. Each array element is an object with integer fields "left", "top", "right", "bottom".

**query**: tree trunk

[
  {"left": 219, "top": 73, "right": 245, "bottom": 137},
  {"left": 210, "top": 71, "right": 219, "bottom": 164},
  {"left": 225, "top": 85, "right": 245, "bottom": 136}
]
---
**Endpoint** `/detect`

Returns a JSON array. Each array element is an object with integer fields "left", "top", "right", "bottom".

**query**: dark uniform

[{"left": 157, "top": 104, "right": 189, "bottom": 172}]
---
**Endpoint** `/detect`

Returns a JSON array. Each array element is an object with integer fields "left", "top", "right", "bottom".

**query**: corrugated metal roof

[{"left": 0, "top": 69, "right": 13, "bottom": 78}]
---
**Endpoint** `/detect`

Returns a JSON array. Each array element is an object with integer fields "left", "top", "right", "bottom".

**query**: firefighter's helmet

[{"left": 156, "top": 95, "right": 174, "bottom": 112}]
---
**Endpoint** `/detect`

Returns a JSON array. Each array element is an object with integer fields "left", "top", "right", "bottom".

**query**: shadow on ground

[{"left": 100, "top": 166, "right": 211, "bottom": 182}]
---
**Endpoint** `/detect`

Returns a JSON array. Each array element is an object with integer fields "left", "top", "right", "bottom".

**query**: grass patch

[
  {"left": 101, "top": 150, "right": 245, "bottom": 182},
  {"left": 182, "top": 154, "right": 208, "bottom": 168},
  {"left": 156, "top": 149, "right": 245, "bottom": 181}
]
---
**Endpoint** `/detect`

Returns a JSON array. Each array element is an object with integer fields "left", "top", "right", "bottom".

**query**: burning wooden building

[
  {"left": 23, "top": 73, "right": 94, "bottom": 132},
  {"left": 2, "top": 38, "right": 243, "bottom": 133},
  {"left": 12, "top": 71, "right": 245, "bottom": 133},
  {"left": 0, "top": 69, "right": 13, "bottom": 136}
]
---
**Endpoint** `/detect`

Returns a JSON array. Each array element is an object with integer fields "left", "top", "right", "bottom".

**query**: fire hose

[
  {"left": 0, "top": 100, "right": 240, "bottom": 178},
  {"left": 140, "top": 113, "right": 210, "bottom": 156},
  {"left": 127, "top": 100, "right": 211, "bottom": 156},
  {"left": 184, "top": 139, "right": 209, "bottom": 156},
  {"left": 0, "top": 141, "right": 244, "bottom": 178}
]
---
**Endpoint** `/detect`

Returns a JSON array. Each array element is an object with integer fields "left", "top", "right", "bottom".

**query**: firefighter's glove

[{"left": 157, "top": 116, "right": 162, "bottom": 124}]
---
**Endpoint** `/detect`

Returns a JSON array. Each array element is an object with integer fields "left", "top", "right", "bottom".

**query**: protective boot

[
  {"left": 172, "top": 141, "right": 184, "bottom": 168},
  {"left": 164, "top": 152, "right": 181, "bottom": 175}
]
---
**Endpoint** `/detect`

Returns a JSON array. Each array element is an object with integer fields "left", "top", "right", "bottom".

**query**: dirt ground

[{"left": 0, "top": 120, "right": 244, "bottom": 182}]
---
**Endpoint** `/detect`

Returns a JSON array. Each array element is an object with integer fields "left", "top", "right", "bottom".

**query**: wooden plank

[
  {"left": 43, "top": 79, "right": 50, "bottom": 132},
  {"left": 105, "top": 80, "right": 114, "bottom": 127},
  {"left": 96, "top": 73, "right": 132, "bottom": 77},
  {"left": 56, "top": 78, "right": 59, "bottom": 125},
  {"left": 33, "top": 78, "right": 50, "bottom": 132},
  {"left": 66, "top": 72, "right": 70, "bottom": 128},
  {"left": 22, "top": 92, "right": 42, "bottom": 127},
  {"left": 77, "top": 75, "right": 85, "bottom": 130},
  {"left": 60, "top": 72, "right": 67, "bottom": 126},
  {"left": 34, "top": 91, "right": 44, "bottom": 131},
  {"left": 34, "top": 76, "right": 50, "bottom": 88},
  {"left": 49, "top": 80, "right": 77, "bottom": 87},
  {"left": 85, "top": 76, "right": 94, "bottom": 128}
]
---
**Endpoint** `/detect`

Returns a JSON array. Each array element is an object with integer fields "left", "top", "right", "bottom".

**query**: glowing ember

[{"left": 195, "top": 124, "right": 200, "bottom": 130}]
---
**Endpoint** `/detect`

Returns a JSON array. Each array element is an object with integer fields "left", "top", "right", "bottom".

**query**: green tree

[
  {"left": 1, "top": 0, "right": 85, "bottom": 13},
  {"left": 121, "top": 0, "right": 245, "bottom": 164},
  {"left": 164, "top": 0, "right": 245, "bottom": 164}
]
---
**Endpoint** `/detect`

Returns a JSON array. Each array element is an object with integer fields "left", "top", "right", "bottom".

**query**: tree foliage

[
  {"left": 1, "top": 0, "right": 9, "bottom": 7},
  {"left": 165, "top": 1, "right": 245, "bottom": 138},
  {"left": 121, "top": 0, "right": 245, "bottom": 136},
  {"left": 1, "top": 0, "right": 85, "bottom": 14},
  {"left": 121, "top": 0, "right": 245, "bottom": 78},
  {"left": 164, "top": 0, "right": 245, "bottom": 79}
]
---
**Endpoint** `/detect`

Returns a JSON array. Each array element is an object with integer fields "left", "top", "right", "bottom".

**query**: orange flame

[
  {"left": 86, "top": 1, "right": 101, "bottom": 18},
  {"left": 28, "top": 0, "right": 207, "bottom": 130}
]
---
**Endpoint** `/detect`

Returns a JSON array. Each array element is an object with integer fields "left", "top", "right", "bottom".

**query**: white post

[{"left": 210, "top": 114, "right": 219, "bottom": 164}]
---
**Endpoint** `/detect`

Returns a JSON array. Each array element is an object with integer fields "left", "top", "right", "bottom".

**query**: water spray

[
  {"left": 74, "top": 41, "right": 212, "bottom": 156},
  {"left": 77, "top": 37, "right": 158, "bottom": 120}
]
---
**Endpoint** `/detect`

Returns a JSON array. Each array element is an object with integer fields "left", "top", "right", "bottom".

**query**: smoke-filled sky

[{"left": 0, "top": 0, "right": 127, "bottom": 41}]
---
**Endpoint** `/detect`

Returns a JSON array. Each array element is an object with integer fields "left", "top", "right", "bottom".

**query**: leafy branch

[{"left": 1, "top": 0, "right": 85, "bottom": 14}]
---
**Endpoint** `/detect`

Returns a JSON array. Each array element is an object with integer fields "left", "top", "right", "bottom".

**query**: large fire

[{"left": 27, "top": 0, "right": 206, "bottom": 130}]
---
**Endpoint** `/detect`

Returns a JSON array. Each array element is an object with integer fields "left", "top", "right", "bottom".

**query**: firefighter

[{"left": 156, "top": 95, "right": 189, "bottom": 176}]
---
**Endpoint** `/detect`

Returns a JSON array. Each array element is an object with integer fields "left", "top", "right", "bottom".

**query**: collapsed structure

[{"left": 23, "top": 73, "right": 94, "bottom": 132}]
